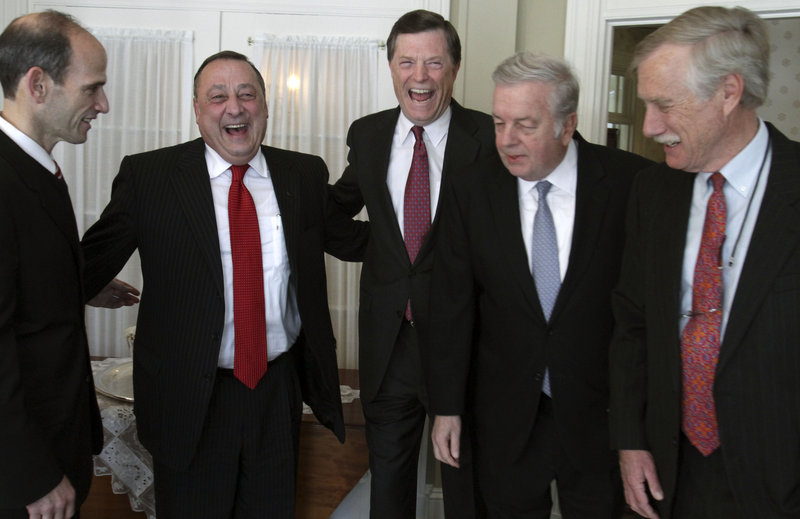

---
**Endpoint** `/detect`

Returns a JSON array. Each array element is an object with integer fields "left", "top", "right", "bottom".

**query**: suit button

[
  {"left": 535, "top": 373, "right": 543, "bottom": 381},
  {"left": 672, "top": 436, "right": 679, "bottom": 447},
  {"left": 211, "top": 332, "right": 220, "bottom": 342}
]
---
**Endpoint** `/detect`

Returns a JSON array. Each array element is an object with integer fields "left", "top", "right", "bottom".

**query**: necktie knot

[
  {"left": 536, "top": 180, "right": 552, "bottom": 199},
  {"left": 710, "top": 171, "right": 725, "bottom": 192},
  {"left": 231, "top": 164, "right": 249, "bottom": 183},
  {"left": 411, "top": 125, "right": 424, "bottom": 142}
]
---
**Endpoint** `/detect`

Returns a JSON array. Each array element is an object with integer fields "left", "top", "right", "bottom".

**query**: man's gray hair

[
  {"left": 492, "top": 52, "right": 579, "bottom": 137},
  {"left": 632, "top": 5, "right": 769, "bottom": 109}
]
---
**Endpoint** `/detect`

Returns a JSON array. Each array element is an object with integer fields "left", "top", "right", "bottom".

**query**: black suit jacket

[
  {"left": 610, "top": 123, "right": 800, "bottom": 518},
  {"left": 0, "top": 130, "right": 102, "bottom": 508},
  {"left": 82, "top": 138, "right": 366, "bottom": 470},
  {"left": 329, "top": 101, "right": 496, "bottom": 403},
  {"left": 428, "top": 134, "right": 652, "bottom": 472}
]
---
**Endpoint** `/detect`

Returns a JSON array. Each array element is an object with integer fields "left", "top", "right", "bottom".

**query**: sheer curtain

[
  {"left": 53, "top": 27, "right": 194, "bottom": 357},
  {"left": 253, "top": 35, "right": 380, "bottom": 369}
]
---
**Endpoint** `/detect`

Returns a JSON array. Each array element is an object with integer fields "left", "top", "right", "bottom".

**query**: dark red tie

[
  {"left": 228, "top": 164, "right": 267, "bottom": 389},
  {"left": 403, "top": 125, "right": 430, "bottom": 320},
  {"left": 55, "top": 162, "right": 65, "bottom": 183},
  {"left": 681, "top": 172, "right": 725, "bottom": 455}
]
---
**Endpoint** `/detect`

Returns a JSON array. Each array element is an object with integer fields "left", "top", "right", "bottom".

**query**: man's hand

[
  {"left": 619, "top": 449, "right": 664, "bottom": 519},
  {"left": 88, "top": 278, "right": 140, "bottom": 308},
  {"left": 431, "top": 415, "right": 461, "bottom": 468},
  {"left": 26, "top": 476, "right": 75, "bottom": 519}
]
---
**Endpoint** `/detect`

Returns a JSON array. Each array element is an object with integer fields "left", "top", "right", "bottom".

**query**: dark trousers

[
  {"left": 479, "top": 395, "right": 623, "bottom": 519},
  {"left": 670, "top": 435, "right": 744, "bottom": 519},
  {"left": 153, "top": 353, "right": 302, "bottom": 519},
  {"left": 362, "top": 320, "right": 483, "bottom": 519}
]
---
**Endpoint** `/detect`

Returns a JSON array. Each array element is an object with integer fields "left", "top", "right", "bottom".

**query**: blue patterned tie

[{"left": 532, "top": 181, "right": 560, "bottom": 396}]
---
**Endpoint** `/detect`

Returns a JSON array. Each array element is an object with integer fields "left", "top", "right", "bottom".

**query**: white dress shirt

[
  {"left": 386, "top": 108, "right": 451, "bottom": 236},
  {"left": 680, "top": 120, "right": 771, "bottom": 338},
  {"left": 205, "top": 145, "right": 301, "bottom": 367},
  {"left": 0, "top": 114, "right": 59, "bottom": 175},
  {"left": 519, "top": 139, "right": 579, "bottom": 281}
]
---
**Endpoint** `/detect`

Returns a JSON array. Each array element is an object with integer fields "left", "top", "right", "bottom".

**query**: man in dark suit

[
  {"left": 81, "top": 51, "right": 367, "bottom": 518},
  {"left": 328, "top": 9, "right": 495, "bottom": 518},
  {"left": 610, "top": 6, "right": 800, "bottom": 519},
  {"left": 428, "top": 52, "right": 652, "bottom": 518},
  {"left": 0, "top": 10, "right": 134, "bottom": 519}
]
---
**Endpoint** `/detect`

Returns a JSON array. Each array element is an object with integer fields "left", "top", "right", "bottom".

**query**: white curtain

[
  {"left": 53, "top": 27, "right": 194, "bottom": 357},
  {"left": 253, "top": 35, "right": 379, "bottom": 369}
]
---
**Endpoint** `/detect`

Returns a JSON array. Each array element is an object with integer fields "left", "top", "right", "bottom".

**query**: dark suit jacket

[
  {"left": 610, "top": 123, "right": 800, "bottom": 518},
  {"left": 428, "top": 133, "right": 652, "bottom": 472},
  {"left": 0, "top": 130, "right": 102, "bottom": 509},
  {"left": 329, "top": 100, "right": 496, "bottom": 403},
  {"left": 81, "top": 138, "right": 366, "bottom": 470}
]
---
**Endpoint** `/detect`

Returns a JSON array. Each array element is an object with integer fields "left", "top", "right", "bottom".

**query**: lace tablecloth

[
  {"left": 91, "top": 358, "right": 360, "bottom": 518},
  {"left": 92, "top": 358, "right": 155, "bottom": 519}
]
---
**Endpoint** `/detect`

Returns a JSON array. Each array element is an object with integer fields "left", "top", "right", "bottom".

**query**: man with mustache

[{"left": 610, "top": 6, "right": 800, "bottom": 518}]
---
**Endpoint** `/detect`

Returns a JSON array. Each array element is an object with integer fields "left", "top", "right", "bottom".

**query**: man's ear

[
  {"left": 23, "top": 67, "right": 49, "bottom": 104},
  {"left": 720, "top": 72, "right": 744, "bottom": 117}
]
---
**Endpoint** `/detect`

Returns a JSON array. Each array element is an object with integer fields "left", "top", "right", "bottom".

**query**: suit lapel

[
  {"left": 0, "top": 131, "right": 82, "bottom": 267},
  {"left": 168, "top": 139, "right": 224, "bottom": 298},
  {"left": 654, "top": 167, "right": 696, "bottom": 390},
  {"left": 419, "top": 102, "right": 485, "bottom": 261},
  {"left": 719, "top": 126, "right": 800, "bottom": 371},
  {"left": 554, "top": 135, "right": 610, "bottom": 320},
  {"left": 263, "top": 146, "right": 298, "bottom": 270},
  {"left": 488, "top": 160, "right": 545, "bottom": 321},
  {"left": 366, "top": 109, "right": 407, "bottom": 257}
]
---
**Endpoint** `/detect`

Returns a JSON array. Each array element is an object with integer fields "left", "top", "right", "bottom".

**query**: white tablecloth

[{"left": 92, "top": 358, "right": 155, "bottom": 519}]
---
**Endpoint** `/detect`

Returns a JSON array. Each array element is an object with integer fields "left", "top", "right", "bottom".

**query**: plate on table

[{"left": 94, "top": 361, "right": 134, "bottom": 402}]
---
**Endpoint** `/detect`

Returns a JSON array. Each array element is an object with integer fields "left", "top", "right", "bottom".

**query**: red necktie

[
  {"left": 681, "top": 172, "right": 725, "bottom": 455},
  {"left": 228, "top": 164, "right": 268, "bottom": 389},
  {"left": 55, "top": 163, "right": 64, "bottom": 180},
  {"left": 403, "top": 125, "right": 430, "bottom": 321}
]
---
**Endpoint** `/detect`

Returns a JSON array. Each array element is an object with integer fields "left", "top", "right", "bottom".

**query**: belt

[{"left": 216, "top": 350, "right": 289, "bottom": 376}]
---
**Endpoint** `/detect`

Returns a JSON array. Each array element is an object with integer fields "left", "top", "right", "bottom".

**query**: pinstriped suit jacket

[
  {"left": 82, "top": 138, "right": 366, "bottom": 470},
  {"left": 610, "top": 123, "right": 800, "bottom": 518}
]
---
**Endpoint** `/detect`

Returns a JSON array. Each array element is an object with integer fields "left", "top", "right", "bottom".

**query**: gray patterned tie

[{"left": 531, "top": 181, "right": 560, "bottom": 396}]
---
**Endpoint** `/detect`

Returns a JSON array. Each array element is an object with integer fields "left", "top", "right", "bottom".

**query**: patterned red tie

[
  {"left": 403, "top": 125, "right": 430, "bottom": 321},
  {"left": 228, "top": 164, "right": 268, "bottom": 389},
  {"left": 55, "top": 162, "right": 64, "bottom": 181},
  {"left": 681, "top": 172, "right": 725, "bottom": 455}
]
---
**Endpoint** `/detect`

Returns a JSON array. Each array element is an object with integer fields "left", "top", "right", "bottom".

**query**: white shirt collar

[
  {"left": 712, "top": 119, "right": 770, "bottom": 200},
  {"left": 517, "top": 138, "right": 579, "bottom": 197},
  {"left": 0, "top": 113, "right": 58, "bottom": 174},
  {"left": 204, "top": 143, "right": 269, "bottom": 179},
  {"left": 396, "top": 106, "right": 452, "bottom": 147}
]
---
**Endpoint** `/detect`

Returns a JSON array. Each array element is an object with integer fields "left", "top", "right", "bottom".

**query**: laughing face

[
  {"left": 193, "top": 58, "right": 268, "bottom": 165},
  {"left": 636, "top": 43, "right": 728, "bottom": 173},
  {"left": 389, "top": 29, "right": 459, "bottom": 126}
]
